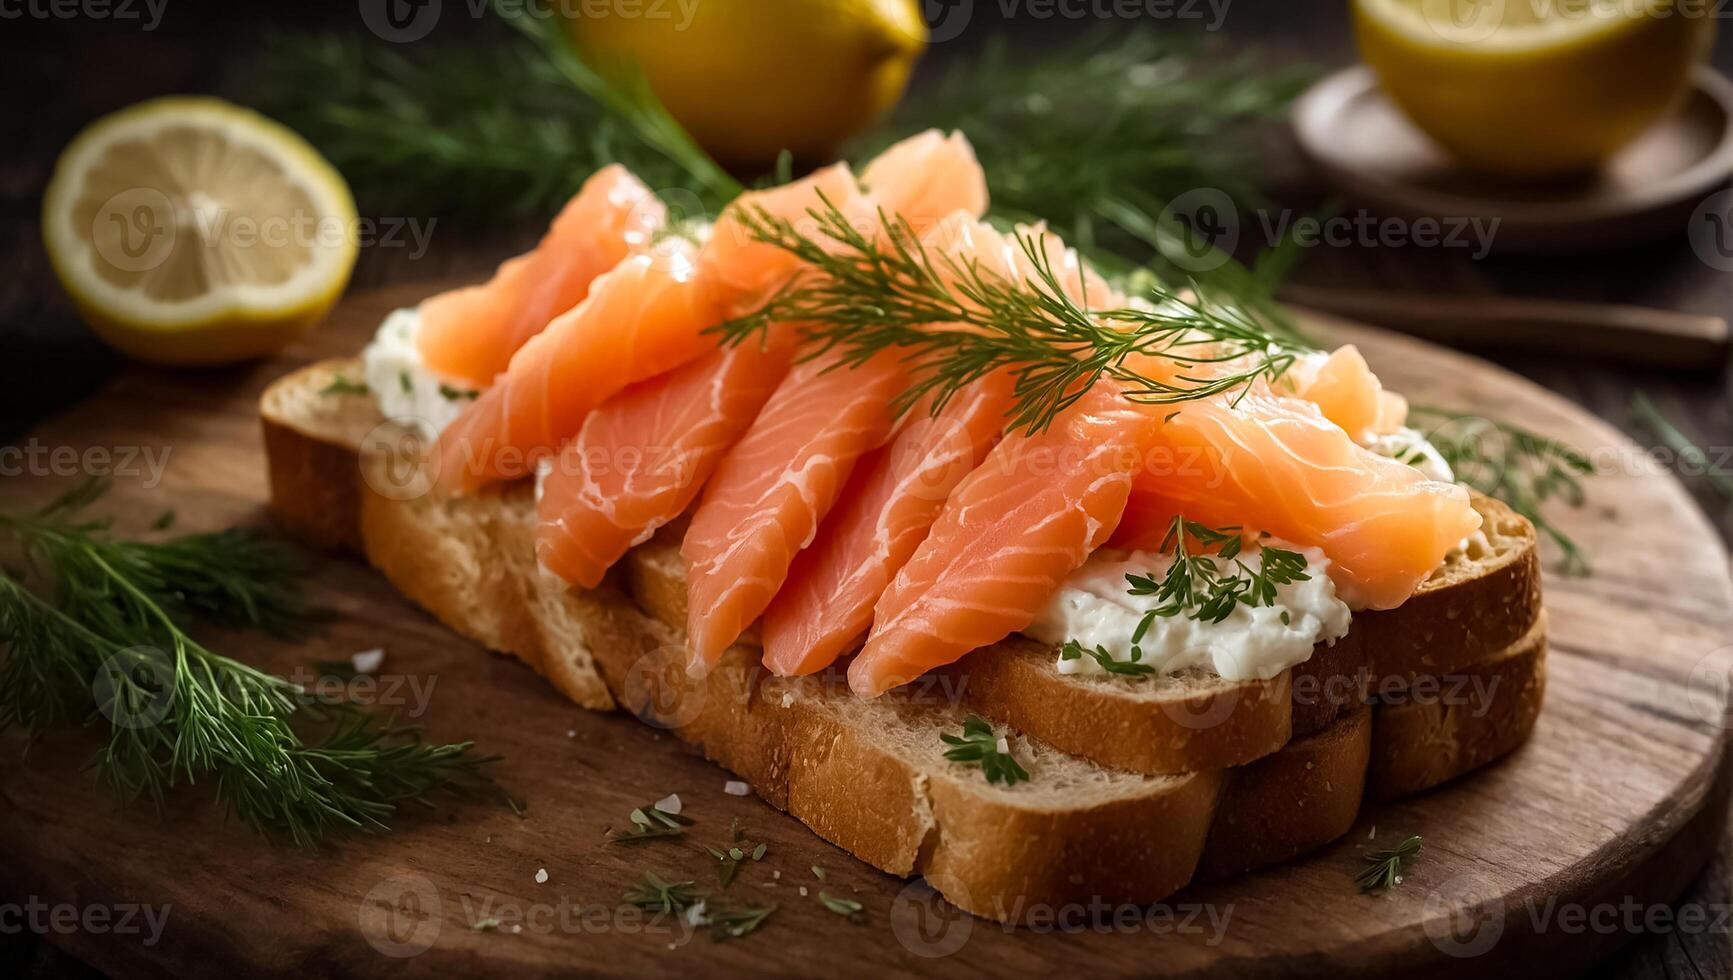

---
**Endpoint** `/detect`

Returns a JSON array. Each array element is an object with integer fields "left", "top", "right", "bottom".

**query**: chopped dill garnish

[
  {"left": 438, "top": 383, "right": 480, "bottom": 402},
  {"left": 1124, "top": 516, "right": 1310, "bottom": 628},
  {"left": 1356, "top": 835, "right": 1422, "bottom": 893},
  {"left": 819, "top": 892, "right": 864, "bottom": 920},
  {"left": 319, "top": 375, "right": 370, "bottom": 397},
  {"left": 607, "top": 801, "right": 690, "bottom": 844},
  {"left": 709, "top": 903, "right": 776, "bottom": 941},
  {"left": 940, "top": 715, "right": 1030, "bottom": 787},
  {"left": 621, "top": 872, "right": 702, "bottom": 914},
  {"left": 1060, "top": 639, "right": 1158, "bottom": 678}
]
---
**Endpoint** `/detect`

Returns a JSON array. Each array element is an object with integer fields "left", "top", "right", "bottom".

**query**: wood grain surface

[{"left": 0, "top": 284, "right": 1728, "bottom": 977}]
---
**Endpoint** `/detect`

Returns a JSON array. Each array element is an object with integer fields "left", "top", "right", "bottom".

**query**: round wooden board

[{"left": 1, "top": 282, "right": 1729, "bottom": 978}]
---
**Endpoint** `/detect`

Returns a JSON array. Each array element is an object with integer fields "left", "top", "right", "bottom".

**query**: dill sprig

[
  {"left": 714, "top": 196, "right": 1307, "bottom": 434},
  {"left": 1356, "top": 835, "right": 1422, "bottom": 893},
  {"left": 0, "top": 481, "right": 503, "bottom": 845},
  {"left": 1408, "top": 405, "right": 1595, "bottom": 575},
  {"left": 1632, "top": 391, "right": 1733, "bottom": 501},
  {"left": 940, "top": 715, "right": 1029, "bottom": 787},
  {"left": 1125, "top": 517, "right": 1310, "bottom": 630}
]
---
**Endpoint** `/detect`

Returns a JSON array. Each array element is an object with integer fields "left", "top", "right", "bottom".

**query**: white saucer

[{"left": 1292, "top": 65, "right": 1733, "bottom": 253}]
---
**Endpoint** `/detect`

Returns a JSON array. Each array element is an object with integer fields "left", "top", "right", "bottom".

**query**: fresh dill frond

[
  {"left": 940, "top": 715, "right": 1030, "bottom": 787},
  {"left": 1356, "top": 835, "right": 1422, "bottom": 893},
  {"left": 247, "top": 5, "right": 740, "bottom": 224},
  {"left": 856, "top": 29, "right": 1312, "bottom": 246},
  {"left": 1123, "top": 516, "right": 1310, "bottom": 630},
  {"left": 0, "top": 481, "right": 503, "bottom": 845},
  {"left": 713, "top": 196, "right": 1308, "bottom": 434},
  {"left": 1408, "top": 405, "right": 1595, "bottom": 575},
  {"left": 1632, "top": 391, "right": 1733, "bottom": 501}
]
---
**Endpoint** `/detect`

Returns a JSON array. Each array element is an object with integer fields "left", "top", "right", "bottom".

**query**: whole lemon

[
  {"left": 565, "top": 0, "right": 927, "bottom": 171},
  {"left": 1355, "top": 0, "right": 1713, "bottom": 178}
]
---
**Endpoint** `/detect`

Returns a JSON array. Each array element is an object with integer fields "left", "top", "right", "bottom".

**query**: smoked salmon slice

[
  {"left": 860, "top": 130, "right": 989, "bottom": 236},
  {"left": 680, "top": 348, "right": 912, "bottom": 671},
  {"left": 759, "top": 370, "right": 1016, "bottom": 676},
  {"left": 416, "top": 165, "right": 664, "bottom": 389},
  {"left": 1112, "top": 391, "right": 1480, "bottom": 610},
  {"left": 434, "top": 238, "right": 722, "bottom": 490},
  {"left": 535, "top": 327, "right": 798, "bottom": 588},
  {"left": 848, "top": 382, "right": 1156, "bottom": 697}
]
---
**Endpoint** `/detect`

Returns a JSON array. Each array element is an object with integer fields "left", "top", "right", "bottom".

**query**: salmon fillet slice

[
  {"left": 848, "top": 382, "right": 1156, "bottom": 697},
  {"left": 434, "top": 239, "right": 722, "bottom": 491},
  {"left": 1113, "top": 391, "right": 1480, "bottom": 610},
  {"left": 535, "top": 326, "right": 798, "bottom": 588},
  {"left": 416, "top": 165, "right": 664, "bottom": 389},
  {"left": 759, "top": 371, "right": 1017, "bottom": 676},
  {"left": 680, "top": 348, "right": 913, "bottom": 672}
]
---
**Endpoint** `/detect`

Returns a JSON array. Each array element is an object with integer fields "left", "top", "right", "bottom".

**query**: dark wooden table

[{"left": 3, "top": 2, "right": 1730, "bottom": 977}]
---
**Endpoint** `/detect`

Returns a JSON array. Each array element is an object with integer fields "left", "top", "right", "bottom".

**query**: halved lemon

[
  {"left": 1354, "top": 0, "right": 1713, "bottom": 177},
  {"left": 42, "top": 97, "right": 358, "bottom": 366}
]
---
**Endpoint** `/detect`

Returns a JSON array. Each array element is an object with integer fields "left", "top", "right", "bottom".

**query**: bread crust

[{"left": 1365, "top": 613, "right": 1548, "bottom": 802}]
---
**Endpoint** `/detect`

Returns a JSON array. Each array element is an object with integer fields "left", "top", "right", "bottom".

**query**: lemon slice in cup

[
  {"left": 1354, "top": 0, "right": 1713, "bottom": 178},
  {"left": 42, "top": 97, "right": 358, "bottom": 366}
]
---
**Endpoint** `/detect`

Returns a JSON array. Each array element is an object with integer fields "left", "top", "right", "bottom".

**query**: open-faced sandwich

[{"left": 261, "top": 131, "right": 1545, "bottom": 922}]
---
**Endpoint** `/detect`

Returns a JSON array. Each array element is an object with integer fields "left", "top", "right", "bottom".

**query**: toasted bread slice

[
  {"left": 623, "top": 492, "right": 1538, "bottom": 776},
  {"left": 1365, "top": 612, "right": 1548, "bottom": 802}
]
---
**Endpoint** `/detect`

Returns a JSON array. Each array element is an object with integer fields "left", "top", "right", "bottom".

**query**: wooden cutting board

[{"left": 2, "top": 282, "right": 1729, "bottom": 978}]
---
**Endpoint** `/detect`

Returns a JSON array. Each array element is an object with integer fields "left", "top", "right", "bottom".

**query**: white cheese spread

[
  {"left": 362, "top": 307, "right": 476, "bottom": 438},
  {"left": 1025, "top": 541, "right": 1351, "bottom": 682},
  {"left": 1363, "top": 426, "right": 1454, "bottom": 483}
]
